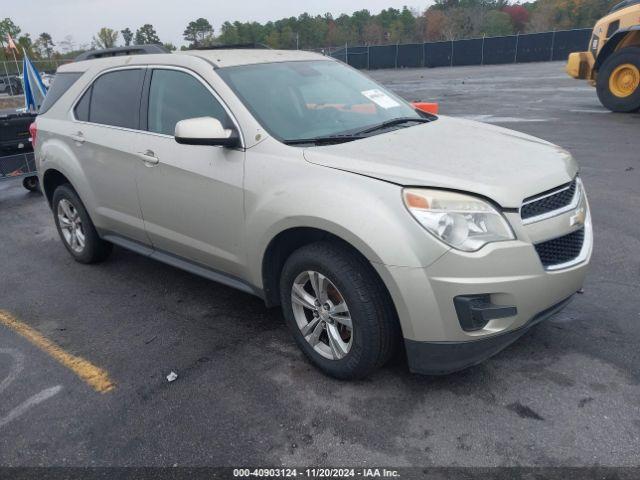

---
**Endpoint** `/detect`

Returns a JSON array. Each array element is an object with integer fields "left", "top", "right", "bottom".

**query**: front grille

[
  {"left": 521, "top": 179, "right": 577, "bottom": 221},
  {"left": 534, "top": 228, "right": 585, "bottom": 268}
]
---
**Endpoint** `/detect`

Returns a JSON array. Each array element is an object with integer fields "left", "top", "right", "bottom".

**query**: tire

[
  {"left": 22, "top": 176, "right": 39, "bottom": 192},
  {"left": 596, "top": 47, "right": 640, "bottom": 113},
  {"left": 279, "top": 241, "right": 400, "bottom": 379},
  {"left": 52, "top": 184, "right": 112, "bottom": 264}
]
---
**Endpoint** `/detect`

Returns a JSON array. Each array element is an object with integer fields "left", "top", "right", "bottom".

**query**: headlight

[{"left": 402, "top": 188, "right": 515, "bottom": 252}]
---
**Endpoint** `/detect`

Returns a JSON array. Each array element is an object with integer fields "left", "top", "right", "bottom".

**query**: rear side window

[
  {"left": 39, "top": 72, "right": 82, "bottom": 114},
  {"left": 147, "top": 69, "right": 230, "bottom": 136},
  {"left": 74, "top": 87, "right": 91, "bottom": 121},
  {"left": 88, "top": 69, "right": 144, "bottom": 129}
]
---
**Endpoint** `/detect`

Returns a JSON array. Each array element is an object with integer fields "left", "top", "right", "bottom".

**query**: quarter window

[
  {"left": 147, "top": 69, "right": 230, "bottom": 136},
  {"left": 74, "top": 87, "right": 91, "bottom": 122},
  {"left": 39, "top": 72, "right": 82, "bottom": 114},
  {"left": 88, "top": 69, "right": 144, "bottom": 129}
]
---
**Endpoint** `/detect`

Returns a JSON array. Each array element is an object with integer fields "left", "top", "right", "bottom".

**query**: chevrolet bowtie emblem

[{"left": 570, "top": 208, "right": 586, "bottom": 227}]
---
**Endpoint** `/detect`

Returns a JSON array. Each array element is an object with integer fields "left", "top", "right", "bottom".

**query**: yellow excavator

[{"left": 566, "top": 0, "right": 640, "bottom": 112}]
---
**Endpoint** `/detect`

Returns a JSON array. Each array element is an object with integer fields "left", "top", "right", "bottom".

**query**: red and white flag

[{"left": 6, "top": 34, "right": 17, "bottom": 50}]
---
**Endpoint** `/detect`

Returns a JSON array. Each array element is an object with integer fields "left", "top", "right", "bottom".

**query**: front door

[{"left": 135, "top": 68, "right": 245, "bottom": 277}]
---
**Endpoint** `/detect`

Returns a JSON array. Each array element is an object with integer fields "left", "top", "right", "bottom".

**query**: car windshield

[{"left": 217, "top": 60, "right": 426, "bottom": 143}]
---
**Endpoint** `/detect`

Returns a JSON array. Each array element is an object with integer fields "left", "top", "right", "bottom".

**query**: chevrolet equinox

[{"left": 33, "top": 49, "right": 592, "bottom": 379}]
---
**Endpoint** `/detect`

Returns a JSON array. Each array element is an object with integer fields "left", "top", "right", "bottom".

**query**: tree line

[
  {"left": 215, "top": 0, "right": 615, "bottom": 48},
  {"left": 0, "top": 0, "right": 616, "bottom": 63}
]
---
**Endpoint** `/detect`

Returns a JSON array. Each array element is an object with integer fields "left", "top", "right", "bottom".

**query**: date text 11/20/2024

[{"left": 233, "top": 468, "right": 400, "bottom": 478}]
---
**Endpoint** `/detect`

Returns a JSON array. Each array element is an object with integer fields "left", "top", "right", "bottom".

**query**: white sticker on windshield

[{"left": 361, "top": 89, "right": 400, "bottom": 109}]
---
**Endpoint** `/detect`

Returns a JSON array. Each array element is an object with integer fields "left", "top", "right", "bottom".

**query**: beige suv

[{"left": 33, "top": 48, "right": 592, "bottom": 379}]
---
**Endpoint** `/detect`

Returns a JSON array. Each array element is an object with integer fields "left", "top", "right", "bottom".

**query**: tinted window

[
  {"left": 39, "top": 72, "right": 82, "bottom": 114},
  {"left": 89, "top": 69, "right": 144, "bottom": 129},
  {"left": 148, "top": 69, "right": 229, "bottom": 136},
  {"left": 74, "top": 87, "right": 91, "bottom": 121}
]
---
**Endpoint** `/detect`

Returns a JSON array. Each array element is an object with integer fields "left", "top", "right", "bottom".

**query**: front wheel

[
  {"left": 279, "top": 241, "right": 400, "bottom": 379},
  {"left": 596, "top": 47, "right": 640, "bottom": 112}
]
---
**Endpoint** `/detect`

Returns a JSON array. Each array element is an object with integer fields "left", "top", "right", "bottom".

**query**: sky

[{"left": 4, "top": 0, "right": 427, "bottom": 49}]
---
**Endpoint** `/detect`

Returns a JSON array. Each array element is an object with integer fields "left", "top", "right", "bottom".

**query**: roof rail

[
  {"left": 609, "top": 0, "right": 640, "bottom": 13},
  {"left": 74, "top": 44, "right": 169, "bottom": 62},
  {"left": 189, "top": 43, "right": 272, "bottom": 50}
]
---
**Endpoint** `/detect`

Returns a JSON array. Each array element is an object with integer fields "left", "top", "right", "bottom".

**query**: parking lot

[{"left": 1, "top": 61, "right": 639, "bottom": 467}]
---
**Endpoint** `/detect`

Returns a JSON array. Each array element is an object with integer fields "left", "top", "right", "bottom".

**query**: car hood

[{"left": 303, "top": 116, "right": 578, "bottom": 208}]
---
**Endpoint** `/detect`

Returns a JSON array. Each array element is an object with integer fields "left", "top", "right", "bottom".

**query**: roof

[
  {"left": 57, "top": 48, "right": 331, "bottom": 74},
  {"left": 176, "top": 49, "right": 328, "bottom": 68}
]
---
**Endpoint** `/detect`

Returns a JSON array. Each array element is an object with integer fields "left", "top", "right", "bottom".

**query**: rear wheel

[
  {"left": 52, "top": 184, "right": 112, "bottom": 263},
  {"left": 279, "top": 241, "right": 400, "bottom": 379},
  {"left": 597, "top": 47, "right": 640, "bottom": 112}
]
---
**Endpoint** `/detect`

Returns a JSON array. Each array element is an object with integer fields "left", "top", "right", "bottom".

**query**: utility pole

[{"left": 11, "top": 47, "right": 21, "bottom": 78}]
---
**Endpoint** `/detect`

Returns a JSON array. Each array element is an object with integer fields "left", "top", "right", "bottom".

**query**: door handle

[
  {"left": 137, "top": 149, "right": 159, "bottom": 166},
  {"left": 70, "top": 131, "right": 85, "bottom": 144}
]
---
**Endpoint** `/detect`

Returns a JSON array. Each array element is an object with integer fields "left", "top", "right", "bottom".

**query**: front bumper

[
  {"left": 405, "top": 296, "right": 573, "bottom": 375},
  {"left": 372, "top": 193, "right": 592, "bottom": 375},
  {"left": 566, "top": 51, "right": 595, "bottom": 81}
]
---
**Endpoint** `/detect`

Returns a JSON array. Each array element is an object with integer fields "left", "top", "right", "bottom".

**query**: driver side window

[{"left": 147, "top": 69, "right": 230, "bottom": 136}]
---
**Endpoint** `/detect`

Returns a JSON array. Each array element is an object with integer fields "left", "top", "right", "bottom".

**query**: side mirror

[{"left": 174, "top": 117, "right": 240, "bottom": 147}]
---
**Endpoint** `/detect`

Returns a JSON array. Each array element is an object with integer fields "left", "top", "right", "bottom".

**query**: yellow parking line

[{"left": 0, "top": 310, "right": 115, "bottom": 393}]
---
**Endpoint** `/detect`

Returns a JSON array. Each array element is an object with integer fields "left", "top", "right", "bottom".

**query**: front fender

[
  {"left": 595, "top": 27, "right": 640, "bottom": 70},
  {"left": 242, "top": 148, "right": 449, "bottom": 289}
]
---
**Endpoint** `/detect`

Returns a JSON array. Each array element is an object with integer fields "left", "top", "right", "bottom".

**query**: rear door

[
  {"left": 71, "top": 67, "right": 149, "bottom": 245},
  {"left": 135, "top": 68, "right": 245, "bottom": 277}
]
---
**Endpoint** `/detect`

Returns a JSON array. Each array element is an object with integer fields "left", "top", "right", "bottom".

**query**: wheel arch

[
  {"left": 260, "top": 227, "right": 398, "bottom": 321},
  {"left": 595, "top": 27, "right": 640, "bottom": 71},
  {"left": 42, "top": 168, "right": 73, "bottom": 207}
]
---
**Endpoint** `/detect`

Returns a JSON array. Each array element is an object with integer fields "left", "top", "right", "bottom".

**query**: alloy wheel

[
  {"left": 57, "top": 198, "right": 85, "bottom": 253},
  {"left": 291, "top": 270, "right": 353, "bottom": 360}
]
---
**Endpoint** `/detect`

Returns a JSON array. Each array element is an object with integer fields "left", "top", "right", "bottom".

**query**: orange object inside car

[
  {"left": 305, "top": 102, "right": 439, "bottom": 115},
  {"left": 307, "top": 103, "right": 377, "bottom": 114}
]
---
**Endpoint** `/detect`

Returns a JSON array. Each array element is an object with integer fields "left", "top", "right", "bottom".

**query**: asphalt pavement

[{"left": 0, "top": 61, "right": 639, "bottom": 468}]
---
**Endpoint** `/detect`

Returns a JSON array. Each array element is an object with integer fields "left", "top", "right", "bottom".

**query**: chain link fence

[{"left": 315, "top": 28, "right": 592, "bottom": 70}]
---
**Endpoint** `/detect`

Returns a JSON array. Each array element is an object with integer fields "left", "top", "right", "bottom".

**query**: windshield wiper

[
  {"left": 283, "top": 134, "right": 366, "bottom": 146},
  {"left": 354, "top": 117, "right": 432, "bottom": 135},
  {"left": 283, "top": 116, "right": 432, "bottom": 146}
]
